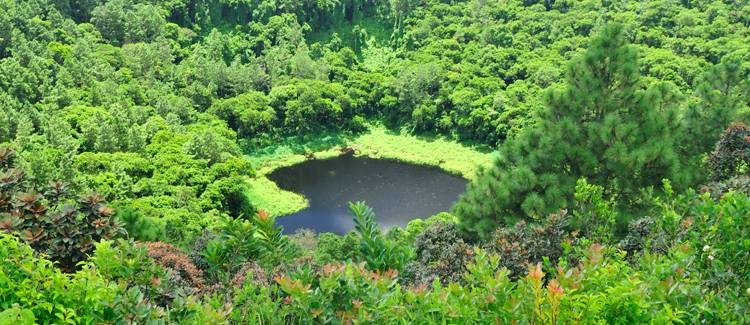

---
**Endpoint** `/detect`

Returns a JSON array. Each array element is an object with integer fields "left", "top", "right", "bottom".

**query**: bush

[
  {"left": 116, "top": 207, "right": 164, "bottom": 241},
  {"left": 0, "top": 233, "right": 116, "bottom": 324},
  {"left": 484, "top": 210, "right": 569, "bottom": 280},
  {"left": 314, "top": 232, "right": 360, "bottom": 264},
  {"left": 90, "top": 239, "right": 226, "bottom": 322},
  {"left": 90, "top": 240, "right": 174, "bottom": 306},
  {"left": 708, "top": 123, "right": 750, "bottom": 181},
  {"left": 225, "top": 244, "right": 734, "bottom": 324},
  {"left": 142, "top": 242, "right": 205, "bottom": 291},
  {"left": 618, "top": 217, "right": 667, "bottom": 258},
  {"left": 689, "top": 192, "right": 750, "bottom": 289},
  {"left": 288, "top": 228, "right": 319, "bottom": 253},
  {"left": 399, "top": 212, "right": 458, "bottom": 247},
  {"left": 208, "top": 91, "right": 276, "bottom": 138},
  {"left": 189, "top": 229, "right": 218, "bottom": 270},
  {"left": 404, "top": 221, "right": 471, "bottom": 286},
  {"left": 702, "top": 174, "right": 750, "bottom": 199},
  {"left": 254, "top": 209, "right": 297, "bottom": 266},
  {"left": 200, "top": 214, "right": 261, "bottom": 284},
  {"left": 571, "top": 178, "right": 617, "bottom": 243},
  {"left": 0, "top": 147, "right": 125, "bottom": 272},
  {"left": 350, "top": 201, "right": 413, "bottom": 272}
]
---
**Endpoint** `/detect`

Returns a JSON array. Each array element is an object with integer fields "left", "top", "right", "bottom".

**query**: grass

[
  {"left": 245, "top": 177, "right": 308, "bottom": 218},
  {"left": 244, "top": 125, "right": 495, "bottom": 217},
  {"left": 352, "top": 127, "right": 494, "bottom": 179}
]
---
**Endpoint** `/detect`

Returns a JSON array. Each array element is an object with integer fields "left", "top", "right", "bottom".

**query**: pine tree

[
  {"left": 683, "top": 56, "right": 750, "bottom": 159},
  {"left": 453, "top": 24, "right": 684, "bottom": 240}
]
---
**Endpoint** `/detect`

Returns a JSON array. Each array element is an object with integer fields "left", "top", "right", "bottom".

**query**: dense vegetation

[{"left": 1, "top": 0, "right": 750, "bottom": 323}]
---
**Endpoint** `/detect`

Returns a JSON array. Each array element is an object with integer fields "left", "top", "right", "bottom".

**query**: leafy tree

[
  {"left": 454, "top": 24, "right": 684, "bottom": 239},
  {"left": 269, "top": 79, "right": 353, "bottom": 133},
  {"left": 208, "top": 91, "right": 276, "bottom": 138},
  {"left": 91, "top": 0, "right": 166, "bottom": 45}
]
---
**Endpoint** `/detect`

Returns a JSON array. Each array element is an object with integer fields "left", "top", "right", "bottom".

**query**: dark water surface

[{"left": 268, "top": 155, "right": 468, "bottom": 235}]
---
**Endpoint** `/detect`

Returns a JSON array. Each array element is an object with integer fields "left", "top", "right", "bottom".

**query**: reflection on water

[{"left": 267, "top": 154, "right": 468, "bottom": 235}]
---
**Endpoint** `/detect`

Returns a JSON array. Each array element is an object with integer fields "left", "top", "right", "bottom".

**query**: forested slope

[{"left": 1, "top": 0, "right": 750, "bottom": 323}]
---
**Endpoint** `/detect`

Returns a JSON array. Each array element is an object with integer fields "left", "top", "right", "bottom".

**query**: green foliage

[
  {"left": 116, "top": 207, "right": 164, "bottom": 242},
  {"left": 708, "top": 123, "right": 750, "bottom": 181},
  {"left": 455, "top": 24, "right": 685, "bottom": 239},
  {"left": 91, "top": 0, "right": 167, "bottom": 45},
  {"left": 572, "top": 178, "right": 618, "bottom": 243},
  {"left": 209, "top": 91, "right": 276, "bottom": 138},
  {"left": 404, "top": 221, "right": 471, "bottom": 286},
  {"left": 198, "top": 209, "right": 297, "bottom": 284},
  {"left": 350, "top": 201, "right": 412, "bottom": 272},
  {"left": 484, "top": 209, "right": 570, "bottom": 280},
  {"left": 200, "top": 216, "right": 258, "bottom": 284},
  {"left": 684, "top": 56, "right": 750, "bottom": 159},
  {"left": 0, "top": 233, "right": 116, "bottom": 324},
  {"left": 0, "top": 147, "right": 125, "bottom": 272},
  {"left": 399, "top": 211, "right": 458, "bottom": 246},
  {"left": 253, "top": 209, "right": 297, "bottom": 265},
  {"left": 90, "top": 239, "right": 225, "bottom": 323},
  {"left": 0, "top": 304, "right": 36, "bottom": 325},
  {"left": 314, "top": 232, "right": 361, "bottom": 264},
  {"left": 225, "top": 241, "right": 750, "bottom": 323},
  {"left": 690, "top": 192, "right": 750, "bottom": 290},
  {"left": 2, "top": 0, "right": 750, "bottom": 323}
]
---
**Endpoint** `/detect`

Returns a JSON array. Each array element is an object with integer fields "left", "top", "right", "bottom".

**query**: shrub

[
  {"left": 314, "top": 232, "right": 360, "bottom": 264},
  {"left": 0, "top": 147, "right": 125, "bottom": 272},
  {"left": 571, "top": 178, "right": 617, "bottom": 243},
  {"left": 226, "top": 244, "right": 722, "bottom": 324},
  {"left": 229, "top": 261, "right": 271, "bottom": 288},
  {"left": 702, "top": 174, "right": 750, "bottom": 199},
  {"left": 142, "top": 242, "right": 205, "bottom": 291},
  {"left": 90, "top": 240, "right": 173, "bottom": 306},
  {"left": 90, "top": 239, "right": 228, "bottom": 322},
  {"left": 689, "top": 192, "right": 750, "bottom": 290},
  {"left": 619, "top": 217, "right": 667, "bottom": 257},
  {"left": 399, "top": 212, "right": 458, "bottom": 247},
  {"left": 350, "top": 201, "right": 413, "bottom": 272},
  {"left": 189, "top": 229, "right": 217, "bottom": 270},
  {"left": 708, "top": 122, "right": 750, "bottom": 181},
  {"left": 116, "top": 207, "right": 164, "bottom": 241},
  {"left": 200, "top": 215, "right": 258, "bottom": 284},
  {"left": 288, "top": 228, "right": 319, "bottom": 253},
  {"left": 484, "top": 210, "right": 569, "bottom": 279},
  {"left": 0, "top": 233, "right": 116, "bottom": 324},
  {"left": 404, "top": 221, "right": 471, "bottom": 286},
  {"left": 254, "top": 209, "right": 297, "bottom": 266}
]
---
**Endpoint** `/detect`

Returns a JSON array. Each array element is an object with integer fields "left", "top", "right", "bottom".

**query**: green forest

[{"left": 1, "top": 0, "right": 750, "bottom": 323}]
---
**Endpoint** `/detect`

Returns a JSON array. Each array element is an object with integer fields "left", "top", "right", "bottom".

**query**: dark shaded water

[{"left": 268, "top": 155, "right": 468, "bottom": 235}]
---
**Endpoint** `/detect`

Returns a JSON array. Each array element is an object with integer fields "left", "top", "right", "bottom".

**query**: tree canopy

[{"left": 454, "top": 24, "right": 685, "bottom": 239}]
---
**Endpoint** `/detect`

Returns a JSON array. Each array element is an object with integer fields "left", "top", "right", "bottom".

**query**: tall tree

[
  {"left": 683, "top": 56, "right": 750, "bottom": 159},
  {"left": 453, "top": 24, "right": 684, "bottom": 239}
]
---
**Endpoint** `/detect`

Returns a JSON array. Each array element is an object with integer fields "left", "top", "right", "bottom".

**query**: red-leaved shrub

[{"left": 142, "top": 242, "right": 205, "bottom": 290}]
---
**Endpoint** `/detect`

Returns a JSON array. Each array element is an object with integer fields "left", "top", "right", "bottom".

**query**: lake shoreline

[
  {"left": 268, "top": 154, "right": 469, "bottom": 234},
  {"left": 244, "top": 125, "right": 494, "bottom": 217}
]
